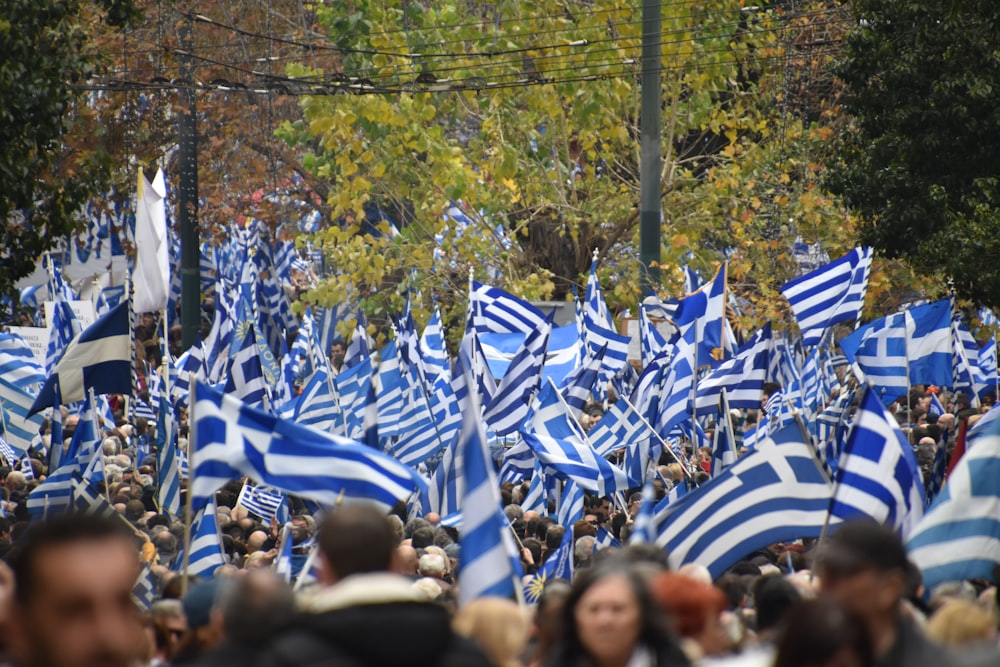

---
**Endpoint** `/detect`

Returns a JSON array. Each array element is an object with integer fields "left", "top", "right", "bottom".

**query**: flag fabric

[
  {"left": 425, "top": 436, "right": 463, "bottom": 518},
  {"left": 650, "top": 336, "right": 697, "bottom": 440},
  {"left": 133, "top": 168, "right": 170, "bottom": 313},
  {"left": 905, "top": 300, "right": 954, "bottom": 390},
  {"left": 521, "top": 381, "right": 636, "bottom": 495},
  {"left": 155, "top": 395, "right": 181, "bottom": 517},
  {"left": 655, "top": 424, "right": 834, "bottom": 578},
  {"left": 390, "top": 373, "right": 450, "bottom": 467},
  {"left": 928, "top": 392, "right": 946, "bottom": 418},
  {"left": 467, "top": 280, "right": 547, "bottom": 336},
  {"left": 829, "top": 386, "right": 926, "bottom": 538},
  {"left": 588, "top": 397, "right": 656, "bottom": 457},
  {"left": 457, "top": 367, "right": 522, "bottom": 607},
  {"left": 374, "top": 341, "right": 407, "bottom": 438},
  {"left": 236, "top": 483, "right": 285, "bottom": 521},
  {"left": 0, "top": 332, "right": 45, "bottom": 390},
  {"left": 70, "top": 473, "right": 116, "bottom": 518},
  {"left": 0, "top": 437, "right": 18, "bottom": 466},
  {"left": 45, "top": 294, "right": 80, "bottom": 374},
  {"left": 483, "top": 316, "right": 552, "bottom": 436},
  {"left": 694, "top": 324, "right": 771, "bottom": 415},
  {"left": 172, "top": 341, "right": 207, "bottom": 410},
  {"left": 952, "top": 313, "right": 985, "bottom": 401},
  {"left": 839, "top": 312, "right": 908, "bottom": 404},
  {"left": 583, "top": 259, "right": 631, "bottom": 399},
  {"left": 556, "top": 480, "right": 585, "bottom": 527},
  {"left": 523, "top": 528, "right": 573, "bottom": 604},
  {"left": 222, "top": 324, "right": 269, "bottom": 411},
  {"left": 906, "top": 410, "right": 1000, "bottom": 591},
  {"left": 204, "top": 281, "right": 234, "bottom": 383},
  {"left": 30, "top": 302, "right": 131, "bottom": 414},
  {"left": 0, "top": 376, "right": 44, "bottom": 454},
  {"left": 274, "top": 524, "right": 294, "bottom": 583},
  {"left": 191, "top": 380, "right": 426, "bottom": 515},
  {"left": 628, "top": 479, "right": 658, "bottom": 544},
  {"left": 595, "top": 526, "right": 622, "bottom": 551},
  {"left": 672, "top": 263, "right": 727, "bottom": 368},
  {"left": 333, "top": 357, "right": 373, "bottom": 440},
  {"left": 711, "top": 390, "right": 738, "bottom": 478},
  {"left": 188, "top": 498, "right": 226, "bottom": 577},
  {"left": 560, "top": 344, "right": 606, "bottom": 418},
  {"left": 924, "top": 444, "right": 948, "bottom": 505},
  {"left": 978, "top": 338, "right": 997, "bottom": 399},
  {"left": 780, "top": 247, "right": 872, "bottom": 348},
  {"left": 520, "top": 465, "right": 546, "bottom": 514},
  {"left": 290, "top": 369, "right": 339, "bottom": 433},
  {"left": 132, "top": 565, "right": 157, "bottom": 611}
]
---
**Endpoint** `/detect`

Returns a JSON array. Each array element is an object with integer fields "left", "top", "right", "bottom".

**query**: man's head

[
  {"left": 318, "top": 504, "right": 396, "bottom": 584},
  {"left": 818, "top": 521, "right": 910, "bottom": 623},
  {"left": 6, "top": 514, "right": 145, "bottom": 667},
  {"left": 330, "top": 341, "right": 345, "bottom": 369}
]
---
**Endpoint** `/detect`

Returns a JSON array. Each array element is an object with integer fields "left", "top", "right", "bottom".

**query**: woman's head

[
  {"left": 926, "top": 599, "right": 998, "bottom": 649},
  {"left": 774, "top": 598, "right": 873, "bottom": 667},
  {"left": 561, "top": 562, "right": 671, "bottom": 665},
  {"left": 453, "top": 597, "right": 528, "bottom": 667},
  {"left": 651, "top": 571, "right": 730, "bottom": 656}
]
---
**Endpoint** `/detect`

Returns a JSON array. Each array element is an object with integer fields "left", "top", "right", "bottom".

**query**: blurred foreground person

[
  {"left": 5, "top": 514, "right": 146, "bottom": 667},
  {"left": 773, "top": 599, "right": 873, "bottom": 667},
  {"left": 817, "top": 521, "right": 952, "bottom": 667},
  {"left": 545, "top": 562, "right": 689, "bottom": 667},
  {"left": 262, "top": 504, "right": 491, "bottom": 667}
]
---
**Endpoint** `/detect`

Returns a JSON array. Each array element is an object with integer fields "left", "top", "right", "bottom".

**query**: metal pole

[
  {"left": 178, "top": 14, "right": 201, "bottom": 350},
  {"left": 638, "top": 0, "right": 662, "bottom": 295}
]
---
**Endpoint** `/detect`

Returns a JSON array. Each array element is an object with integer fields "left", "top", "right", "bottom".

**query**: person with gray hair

[
  {"left": 574, "top": 536, "right": 596, "bottom": 569},
  {"left": 418, "top": 552, "right": 447, "bottom": 579},
  {"left": 503, "top": 504, "right": 524, "bottom": 523},
  {"left": 101, "top": 437, "right": 120, "bottom": 456},
  {"left": 150, "top": 599, "right": 187, "bottom": 665}
]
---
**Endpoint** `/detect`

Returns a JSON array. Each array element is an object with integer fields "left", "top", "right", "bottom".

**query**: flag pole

[{"left": 180, "top": 380, "right": 196, "bottom": 596}]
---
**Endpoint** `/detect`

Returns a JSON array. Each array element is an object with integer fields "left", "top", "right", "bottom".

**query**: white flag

[{"left": 133, "top": 167, "right": 169, "bottom": 313}]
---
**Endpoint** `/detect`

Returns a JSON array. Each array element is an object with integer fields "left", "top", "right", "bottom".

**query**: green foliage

[
  {"left": 830, "top": 0, "right": 1000, "bottom": 309},
  {"left": 0, "top": 0, "right": 136, "bottom": 313}
]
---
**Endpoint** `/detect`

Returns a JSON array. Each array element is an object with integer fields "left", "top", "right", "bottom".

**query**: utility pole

[
  {"left": 178, "top": 13, "right": 201, "bottom": 349},
  {"left": 639, "top": 0, "right": 662, "bottom": 295}
]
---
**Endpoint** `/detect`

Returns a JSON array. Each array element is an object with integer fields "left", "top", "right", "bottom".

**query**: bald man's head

[
  {"left": 392, "top": 545, "right": 418, "bottom": 576},
  {"left": 246, "top": 530, "right": 268, "bottom": 553}
]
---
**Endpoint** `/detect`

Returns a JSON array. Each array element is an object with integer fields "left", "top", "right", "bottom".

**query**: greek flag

[
  {"left": 651, "top": 336, "right": 696, "bottom": 439},
  {"left": 333, "top": 357, "right": 373, "bottom": 440},
  {"left": 0, "top": 376, "right": 44, "bottom": 454},
  {"left": 291, "top": 369, "right": 339, "bottom": 433},
  {"left": 344, "top": 317, "right": 372, "bottom": 370},
  {"left": 419, "top": 304, "right": 450, "bottom": 387},
  {"left": 815, "top": 388, "right": 856, "bottom": 478},
  {"left": 188, "top": 498, "right": 226, "bottom": 577},
  {"left": 672, "top": 263, "right": 727, "bottom": 368},
  {"left": 237, "top": 482, "right": 285, "bottom": 521},
  {"left": 906, "top": 300, "right": 954, "bottom": 388},
  {"left": 979, "top": 338, "right": 997, "bottom": 399},
  {"left": 467, "top": 280, "right": 547, "bottom": 336},
  {"left": 907, "top": 410, "right": 1000, "bottom": 591},
  {"left": 595, "top": 526, "right": 622, "bottom": 550},
  {"left": 639, "top": 306, "right": 668, "bottom": 368},
  {"left": 499, "top": 439, "right": 534, "bottom": 484},
  {"left": 839, "top": 312, "right": 908, "bottom": 404},
  {"left": 629, "top": 479, "right": 658, "bottom": 544},
  {"left": 484, "top": 317, "right": 552, "bottom": 436},
  {"left": 275, "top": 524, "right": 294, "bottom": 583},
  {"left": 457, "top": 369, "right": 522, "bottom": 607},
  {"left": 203, "top": 280, "right": 234, "bottom": 383},
  {"left": 191, "top": 380, "right": 426, "bottom": 514},
  {"left": 156, "top": 394, "right": 181, "bottom": 517},
  {"left": 30, "top": 302, "right": 132, "bottom": 414},
  {"left": 0, "top": 437, "right": 16, "bottom": 465},
  {"left": 928, "top": 392, "right": 946, "bottom": 418},
  {"left": 70, "top": 473, "right": 116, "bottom": 518},
  {"left": 172, "top": 341, "right": 207, "bottom": 410},
  {"left": 694, "top": 324, "right": 771, "bottom": 415},
  {"left": 391, "top": 373, "right": 451, "bottom": 467},
  {"left": 222, "top": 324, "right": 269, "bottom": 411},
  {"left": 520, "top": 464, "right": 546, "bottom": 514},
  {"left": 523, "top": 528, "right": 573, "bottom": 604},
  {"left": 132, "top": 565, "right": 157, "bottom": 611},
  {"left": 780, "top": 247, "right": 872, "bottom": 348},
  {"left": 829, "top": 386, "right": 926, "bottom": 538},
  {"left": 711, "top": 390, "right": 738, "bottom": 477},
  {"left": 0, "top": 332, "right": 45, "bottom": 390},
  {"left": 560, "top": 344, "right": 606, "bottom": 418},
  {"left": 588, "top": 397, "right": 655, "bottom": 457},
  {"left": 583, "top": 258, "right": 631, "bottom": 399},
  {"left": 26, "top": 455, "right": 82, "bottom": 519},
  {"left": 557, "top": 480, "right": 585, "bottom": 527},
  {"left": 952, "top": 313, "right": 987, "bottom": 401},
  {"left": 655, "top": 424, "right": 833, "bottom": 578},
  {"left": 45, "top": 295, "right": 81, "bottom": 374},
  {"left": 521, "top": 381, "right": 636, "bottom": 495},
  {"left": 375, "top": 342, "right": 407, "bottom": 437}
]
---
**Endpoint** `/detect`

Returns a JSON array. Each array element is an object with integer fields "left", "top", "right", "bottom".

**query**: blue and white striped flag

[
  {"left": 203, "top": 280, "right": 234, "bottom": 383},
  {"left": 979, "top": 338, "right": 997, "bottom": 399},
  {"left": 672, "top": 263, "right": 728, "bottom": 368},
  {"left": 237, "top": 482, "right": 285, "bottom": 521},
  {"left": 781, "top": 247, "right": 872, "bottom": 348},
  {"left": 290, "top": 369, "right": 339, "bottom": 433},
  {"left": 132, "top": 564, "right": 157, "bottom": 611},
  {"left": 172, "top": 341, "right": 207, "bottom": 410},
  {"left": 521, "top": 381, "right": 636, "bottom": 495},
  {"left": 457, "top": 365, "right": 522, "bottom": 607},
  {"left": 188, "top": 498, "right": 226, "bottom": 577},
  {"left": 560, "top": 344, "right": 606, "bottom": 418},
  {"left": 655, "top": 424, "right": 833, "bottom": 578},
  {"left": 595, "top": 526, "right": 622, "bottom": 550},
  {"left": 588, "top": 397, "right": 655, "bottom": 457},
  {"left": 222, "top": 324, "right": 269, "bottom": 411},
  {"left": 711, "top": 390, "right": 738, "bottom": 478},
  {"left": 0, "top": 332, "right": 45, "bottom": 390},
  {"left": 191, "top": 380, "right": 426, "bottom": 515},
  {"left": 694, "top": 324, "right": 771, "bottom": 415},
  {"left": 906, "top": 300, "right": 954, "bottom": 389},
  {"left": 45, "top": 294, "right": 81, "bottom": 374},
  {"left": 419, "top": 304, "right": 450, "bottom": 387},
  {"left": 374, "top": 341, "right": 407, "bottom": 438},
  {"left": 583, "top": 258, "right": 630, "bottom": 401},
  {"left": 390, "top": 372, "right": 451, "bottom": 467},
  {"left": 840, "top": 312, "right": 908, "bottom": 404},
  {"left": 829, "top": 386, "right": 926, "bottom": 538},
  {"left": 0, "top": 437, "right": 17, "bottom": 465},
  {"left": 499, "top": 439, "right": 535, "bottom": 484},
  {"left": 520, "top": 464, "right": 546, "bottom": 514},
  {"left": 467, "top": 280, "right": 547, "bottom": 336},
  {"left": 484, "top": 316, "right": 552, "bottom": 436},
  {"left": 651, "top": 336, "right": 696, "bottom": 440},
  {"left": 333, "top": 357, "right": 373, "bottom": 440},
  {"left": 274, "top": 524, "right": 294, "bottom": 583},
  {"left": 628, "top": 479, "right": 658, "bottom": 544},
  {"left": 156, "top": 394, "right": 181, "bottom": 517},
  {"left": 30, "top": 302, "right": 132, "bottom": 414},
  {"left": 0, "top": 376, "right": 44, "bottom": 454},
  {"left": 907, "top": 409, "right": 1000, "bottom": 591},
  {"left": 556, "top": 480, "right": 585, "bottom": 527},
  {"left": 523, "top": 528, "right": 573, "bottom": 604}
]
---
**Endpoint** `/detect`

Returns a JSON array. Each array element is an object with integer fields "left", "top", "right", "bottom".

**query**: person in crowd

[
  {"left": 544, "top": 560, "right": 689, "bottom": 667},
  {"left": 651, "top": 572, "right": 732, "bottom": 661},
  {"left": 773, "top": 598, "right": 873, "bottom": 667},
  {"left": 260, "top": 503, "right": 492, "bottom": 667},
  {"left": 925, "top": 599, "right": 998, "bottom": 650},
  {"left": 453, "top": 597, "right": 529, "bottom": 667},
  {"left": 526, "top": 580, "right": 572, "bottom": 667},
  {"left": 149, "top": 599, "right": 187, "bottom": 666},
  {"left": 817, "top": 520, "right": 954, "bottom": 667},
  {"left": 4, "top": 514, "right": 147, "bottom": 667},
  {"left": 329, "top": 340, "right": 346, "bottom": 375}
]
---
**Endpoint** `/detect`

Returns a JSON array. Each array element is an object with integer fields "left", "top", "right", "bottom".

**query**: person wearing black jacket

[{"left": 259, "top": 504, "right": 492, "bottom": 667}]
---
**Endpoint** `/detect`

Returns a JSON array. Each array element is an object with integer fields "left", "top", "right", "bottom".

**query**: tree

[
  {"left": 830, "top": 0, "right": 1000, "bottom": 310},
  {"left": 0, "top": 0, "right": 135, "bottom": 312},
  {"left": 280, "top": 0, "right": 880, "bottom": 338}
]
